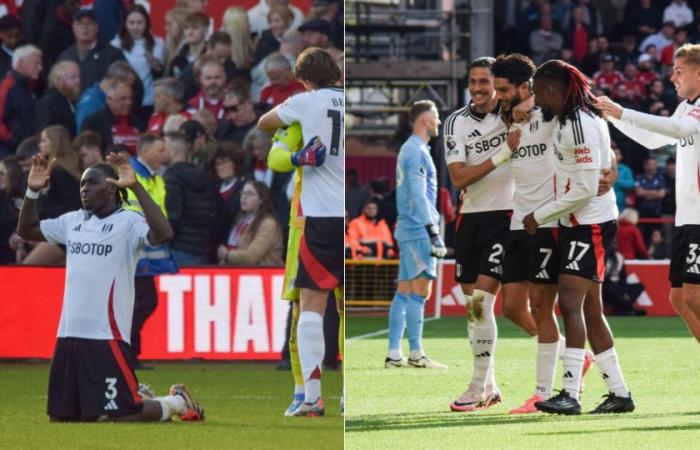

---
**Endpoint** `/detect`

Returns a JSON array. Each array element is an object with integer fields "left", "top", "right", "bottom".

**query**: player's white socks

[
  {"left": 595, "top": 347, "right": 630, "bottom": 398},
  {"left": 298, "top": 311, "right": 325, "bottom": 403},
  {"left": 535, "top": 341, "right": 559, "bottom": 399},
  {"left": 558, "top": 335, "right": 566, "bottom": 360},
  {"left": 156, "top": 395, "right": 186, "bottom": 421},
  {"left": 561, "top": 347, "right": 586, "bottom": 400},
  {"left": 468, "top": 290, "right": 497, "bottom": 392}
]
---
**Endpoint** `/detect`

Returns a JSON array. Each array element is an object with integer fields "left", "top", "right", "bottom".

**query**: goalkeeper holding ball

[{"left": 385, "top": 100, "right": 448, "bottom": 370}]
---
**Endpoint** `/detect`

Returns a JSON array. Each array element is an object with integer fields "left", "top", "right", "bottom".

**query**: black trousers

[{"left": 130, "top": 276, "right": 158, "bottom": 364}]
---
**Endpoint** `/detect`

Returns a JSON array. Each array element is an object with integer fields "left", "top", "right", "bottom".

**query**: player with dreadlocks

[
  {"left": 522, "top": 60, "right": 635, "bottom": 415},
  {"left": 17, "top": 152, "right": 205, "bottom": 422}
]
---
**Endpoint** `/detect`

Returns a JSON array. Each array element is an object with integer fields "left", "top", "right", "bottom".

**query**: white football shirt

[
  {"left": 443, "top": 104, "right": 514, "bottom": 213},
  {"left": 535, "top": 109, "right": 617, "bottom": 227},
  {"left": 40, "top": 208, "right": 151, "bottom": 342},
  {"left": 276, "top": 87, "right": 344, "bottom": 218},
  {"left": 508, "top": 108, "right": 558, "bottom": 229},
  {"left": 611, "top": 97, "right": 700, "bottom": 226}
]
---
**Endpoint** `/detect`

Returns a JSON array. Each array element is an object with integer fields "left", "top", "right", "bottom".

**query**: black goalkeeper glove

[{"left": 425, "top": 224, "right": 447, "bottom": 258}]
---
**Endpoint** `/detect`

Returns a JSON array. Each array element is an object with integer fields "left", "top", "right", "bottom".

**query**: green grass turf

[
  {"left": 0, "top": 362, "right": 343, "bottom": 449},
  {"left": 346, "top": 315, "right": 700, "bottom": 450}
]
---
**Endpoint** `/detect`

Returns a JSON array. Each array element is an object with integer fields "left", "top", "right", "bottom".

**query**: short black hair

[
  {"left": 491, "top": 53, "right": 535, "bottom": 86},
  {"left": 468, "top": 56, "right": 496, "bottom": 77},
  {"left": 408, "top": 100, "right": 436, "bottom": 125}
]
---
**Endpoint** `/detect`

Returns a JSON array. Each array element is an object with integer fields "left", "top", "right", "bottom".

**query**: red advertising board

[
  {"left": 0, "top": 267, "right": 288, "bottom": 360},
  {"left": 434, "top": 260, "right": 674, "bottom": 317}
]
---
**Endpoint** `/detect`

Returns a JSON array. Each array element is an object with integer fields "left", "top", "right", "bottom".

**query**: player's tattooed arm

[
  {"left": 17, "top": 155, "right": 52, "bottom": 242},
  {"left": 106, "top": 153, "right": 174, "bottom": 245}
]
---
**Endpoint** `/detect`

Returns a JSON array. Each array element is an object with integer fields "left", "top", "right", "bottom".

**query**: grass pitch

[
  {"left": 346, "top": 315, "right": 700, "bottom": 450},
  {"left": 0, "top": 361, "right": 343, "bottom": 449}
]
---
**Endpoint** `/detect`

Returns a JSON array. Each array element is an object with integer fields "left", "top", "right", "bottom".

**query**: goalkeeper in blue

[{"left": 385, "top": 100, "right": 448, "bottom": 370}]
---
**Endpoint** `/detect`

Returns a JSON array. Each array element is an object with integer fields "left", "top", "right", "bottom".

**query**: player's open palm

[
  {"left": 105, "top": 153, "right": 137, "bottom": 188},
  {"left": 27, "top": 154, "right": 53, "bottom": 191}
]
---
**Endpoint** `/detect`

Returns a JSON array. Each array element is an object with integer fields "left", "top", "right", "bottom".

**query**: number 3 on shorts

[{"left": 105, "top": 377, "right": 117, "bottom": 400}]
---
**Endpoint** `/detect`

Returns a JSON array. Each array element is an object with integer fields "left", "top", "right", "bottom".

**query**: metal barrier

[{"left": 345, "top": 259, "right": 398, "bottom": 310}]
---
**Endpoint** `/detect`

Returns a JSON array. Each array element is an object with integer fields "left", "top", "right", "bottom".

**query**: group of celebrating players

[{"left": 388, "top": 43, "right": 700, "bottom": 416}]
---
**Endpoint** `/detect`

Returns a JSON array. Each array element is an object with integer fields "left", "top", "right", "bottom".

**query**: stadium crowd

[
  {"left": 346, "top": 0, "right": 696, "bottom": 261},
  {"left": 0, "top": 0, "right": 344, "bottom": 266}
]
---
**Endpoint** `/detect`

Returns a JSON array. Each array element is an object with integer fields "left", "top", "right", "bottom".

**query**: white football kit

[
  {"left": 534, "top": 109, "right": 617, "bottom": 227},
  {"left": 443, "top": 104, "right": 514, "bottom": 213},
  {"left": 276, "top": 87, "right": 345, "bottom": 218},
  {"left": 40, "top": 208, "right": 151, "bottom": 343}
]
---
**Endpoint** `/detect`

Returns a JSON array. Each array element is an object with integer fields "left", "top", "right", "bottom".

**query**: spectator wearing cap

[
  {"left": 0, "top": 45, "right": 42, "bottom": 158},
  {"left": 178, "top": 32, "right": 238, "bottom": 102},
  {"left": 299, "top": 18, "right": 336, "bottom": 53},
  {"left": 529, "top": 14, "right": 563, "bottom": 65},
  {"left": 636, "top": 54, "right": 660, "bottom": 86},
  {"left": 592, "top": 53, "right": 625, "bottom": 96},
  {"left": 163, "top": 130, "right": 217, "bottom": 266},
  {"left": 56, "top": 9, "right": 126, "bottom": 93},
  {"left": 111, "top": 5, "right": 166, "bottom": 108},
  {"left": 663, "top": 0, "right": 693, "bottom": 29},
  {"left": 34, "top": 61, "right": 81, "bottom": 136},
  {"left": 624, "top": 0, "right": 661, "bottom": 39},
  {"left": 82, "top": 80, "right": 142, "bottom": 154},
  {"left": 0, "top": 15, "right": 20, "bottom": 78},
  {"left": 148, "top": 77, "right": 191, "bottom": 133},
  {"left": 248, "top": 0, "right": 303, "bottom": 38},
  {"left": 616, "top": 208, "right": 649, "bottom": 260},
  {"left": 76, "top": 60, "right": 141, "bottom": 131},
  {"left": 186, "top": 58, "right": 226, "bottom": 120},
  {"left": 639, "top": 21, "right": 675, "bottom": 55},
  {"left": 259, "top": 52, "right": 304, "bottom": 107},
  {"left": 253, "top": 4, "right": 294, "bottom": 66},
  {"left": 168, "top": 12, "right": 208, "bottom": 78},
  {"left": 216, "top": 86, "right": 268, "bottom": 145}
]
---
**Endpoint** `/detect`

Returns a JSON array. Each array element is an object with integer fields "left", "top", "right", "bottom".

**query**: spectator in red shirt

[
  {"left": 616, "top": 208, "right": 649, "bottom": 260},
  {"left": 259, "top": 52, "right": 305, "bottom": 107},
  {"left": 622, "top": 63, "right": 647, "bottom": 99},
  {"left": 147, "top": 78, "right": 191, "bottom": 133},
  {"left": 636, "top": 54, "right": 661, "bottom": 86},
  {"left": 187, "top": 58, "right": 226, "bottom": 120},
  {"left": 593, "top": 53, "right": 625, "bottom": 95},
  {"left": 568, "top": 6, "right": 589, "bottom": 63}
]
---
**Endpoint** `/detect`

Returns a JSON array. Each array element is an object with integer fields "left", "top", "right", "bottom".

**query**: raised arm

[
  {"left": 17, "top": 155, "right": 52, "bottom": 241},
  {"left": 105, "top": 153, "right": 174, "bottom": 245}
]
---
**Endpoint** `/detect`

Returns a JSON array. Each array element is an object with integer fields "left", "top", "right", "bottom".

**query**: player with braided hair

[
  {"left": 523, "top": 60, "right": 634, "bottom": 415},
  {"left": 17, "top": 152, "right": 205, "bottom": 422}
]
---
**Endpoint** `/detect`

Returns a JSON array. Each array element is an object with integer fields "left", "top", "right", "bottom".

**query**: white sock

[
  {"left": 485, "top": 357, "right": 498, "bottom": 393},
  {"left": 294, "top": 384, "right": 304, "bottom": 395},
  {"left": 156, "top": 395, "right": 186, "bottom": 421},
  {"left": 557, "top": 335, "right": 566, "bottom": 360},
  {"left": 409, "top": 350, "right": 424, "bottom": 360},
  {"left": 535, "top": 341, "right": 559, "bottom": 398},
  {"left": 387, "top": 349, "right": 403, "bottom": 360},
  {"left": 561, "top": 347, "right": 586, "bottom": 400},
  {"left": 468, "top": 290, "right": 497, "bottom": 392},
  {"left": 297, "top": 311, "right": 324, "bottom": 403},
  {"left": 595, "top": 347, "right": 630, "bottom": 397}
]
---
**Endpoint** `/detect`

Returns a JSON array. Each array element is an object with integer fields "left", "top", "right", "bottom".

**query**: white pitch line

[{"left": 347, "top": 317, "right": 440, "bottom": 342}]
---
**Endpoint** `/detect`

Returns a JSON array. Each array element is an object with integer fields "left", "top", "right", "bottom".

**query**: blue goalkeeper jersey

[{"left": 394, "top": 134, "right": 440, "bottom": 242}]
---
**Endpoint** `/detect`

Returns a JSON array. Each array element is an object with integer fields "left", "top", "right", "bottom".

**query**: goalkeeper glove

[
  {"left": 291, "top": 136, "right": 326, "bottom": 167},
  {"left": 425, "top": 224, "right": 447, "bottom": 258}
]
